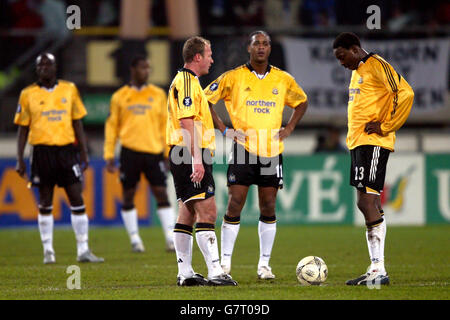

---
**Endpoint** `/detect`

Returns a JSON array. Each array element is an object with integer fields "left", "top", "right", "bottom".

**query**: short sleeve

[
  {"left": 13, "top": 90, "right": 31, "bottom": 126},
  {"left": 285, "top": 75, "right": 307, "bottom": 108},
  {"left": 204, "top": 71, "right": 232, "bottom": 105},
  {"left": 175, "top": 73, "right": 198, "bottom": 120},
  {"left": 71, "top": 85, "right": 87, "bottom": 120}
]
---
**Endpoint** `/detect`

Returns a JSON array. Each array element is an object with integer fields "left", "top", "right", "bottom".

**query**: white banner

[
  {"left": 282, "top": 38, "right": 450, "bottom": 115},
  {"left": 353, "top": 154, "right": 425, "bottom": 226}
]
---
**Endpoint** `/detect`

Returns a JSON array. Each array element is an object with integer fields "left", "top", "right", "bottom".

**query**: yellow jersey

[
  {"left": 205, "top": 63, "right": 307, "bottom": 157},
  {"left": 347, "top": 53, "right": 414, "bottom": 151},
  {"left": 14, "top": 80, "right": 87, "bottom": 146},
  {"left": 103, "top": 84, "right": 168, "bottom": 159},
  {"left": 166, "top": 68, "right": 215, "bottom": 151}
]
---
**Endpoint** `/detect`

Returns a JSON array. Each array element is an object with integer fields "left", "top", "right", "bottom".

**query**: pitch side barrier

[{"left": 0, "top": 154, "right": 449, "bottom": 226}]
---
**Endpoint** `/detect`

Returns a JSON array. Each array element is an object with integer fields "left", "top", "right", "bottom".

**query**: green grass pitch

[{"left": 0, "top": 225, "right": 448, "bottom": 300}]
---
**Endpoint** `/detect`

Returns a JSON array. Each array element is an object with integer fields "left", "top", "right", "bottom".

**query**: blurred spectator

[
  {"left": 388, "top": 0, "right": 420, "bottom": 32},
  {"left": 264, "top": 0, "right": 301, "bottom": 29},
  {"left": 299, "top": 0, "right": 336, "bottom": 27},
  {"left": 96, "top": 0, "right": 119, "bottom": 26},
  {"left": 211, "top": 0, "right": 226, "bottom": 19},
  {"left": 198, "top": 0, "right": 233, "bottom": 26},
  {"left": 232, "top": 0, "right": 264, "bottom": 26},
  {"left": 32, "top": 0, "right": 70, "bottom": 44},
  {"left": 314, "top": 126, "right": 347, "bottom": 153}
]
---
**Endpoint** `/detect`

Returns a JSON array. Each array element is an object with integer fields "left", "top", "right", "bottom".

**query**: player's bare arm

[
  {"left": 276, "top": 100, "right": 308, "bottom": 141},
  {"left": 15, "top": 125, "right": 29, "bottom": 178},
  {"left": 72, "top": 119, "right": 89, "bottom": 171},
  {"left": 179, "top": 116, "right": 204, "bottom": 183}
]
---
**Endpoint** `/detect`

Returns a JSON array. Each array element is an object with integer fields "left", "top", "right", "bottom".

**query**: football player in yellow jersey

[
  {"left": 167, "top": 36, "right": 236, "bottom": 286},
  {"left": 205, "top": 31, "right": 308, "bottom": 280},
  {"left": 333, "top": 32, "right": 414, "bottom": 286},
  {"left": 14, "top": 53, "right": 104, "bottom": 264},
  {"left": 103, "top": 55, "right": 176, "bottom": 253}
]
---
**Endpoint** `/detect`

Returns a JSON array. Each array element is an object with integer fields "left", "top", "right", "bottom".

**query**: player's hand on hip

[
  {"left": 275, "top": 126, "right": 293, "bottom": 141},
  {"left": 190, "top": 162, "right": 205, "bottom": 187},
  {"left": 105, "top": 159, "right": 116, "bottom": 173},
  {"left": 15, "top": 159, "right": 26, "bottom": 178},
  {"left": 227, "top": 128, "right": 247, "bottom": 144},
  {"left": 365, "top": 121, "right": 382, "bottom": 135}
]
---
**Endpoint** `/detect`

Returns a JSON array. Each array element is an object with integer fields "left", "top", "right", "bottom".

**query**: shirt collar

[
  {"left": 180, "top": 67, "right": 198, "bottom": 78},
  {"left": 361, "top": 52, "right": 374, "bottom": 63},
  {"left": 129, "top": 83, "right": 148, "bottom": 91},
  {"left": 246, "top": 62, "right": 271, "bottom": 79},
  {"left": 37, "top": 80, "right": 59, "bottom": 92},
  {"left": 245, "top": 62, "right": 271, "bottom": 74}
]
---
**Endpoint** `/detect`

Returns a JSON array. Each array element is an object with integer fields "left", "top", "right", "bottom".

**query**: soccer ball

[{"left": 296, "top": 256, "right": 328, "bottom": 286}]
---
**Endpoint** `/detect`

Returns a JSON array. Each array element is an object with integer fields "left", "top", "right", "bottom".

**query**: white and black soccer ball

[{"left": 296, "top": 256, "right": 328, "bottom": 286}]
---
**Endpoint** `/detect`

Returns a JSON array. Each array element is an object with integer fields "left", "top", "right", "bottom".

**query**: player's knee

[
  {"left": 198, "top": 210, "right": 217, "bottom": 224},
  {"left": 260, "top": 198, "right": 276, "bottom": 216},
  {"left": 122, "top": 192, "right": 136, "bottom": 208},
  {"left": 227, "top": 194, "right": 246, "bottom": 214},
  {"left": 357, "top": 197, "right": 372, "bottom": 214},
  {"left": 196, "top": 199, "right": 217, "bottom": 223},
  {"left": 154, "top": 190, "right": 170, "bottom": 207},
  {"left": 65, "top": 189, "right": 84, "bottom": 208}
]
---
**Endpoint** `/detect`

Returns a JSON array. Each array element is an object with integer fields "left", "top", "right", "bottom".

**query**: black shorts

[
  {"left": 119, "top": 146, "right": 167, "bottom": 189},
  {"left": 227, "top": 142, "right": 283, "bottom": 189},
  {"left": 350, "top": 145, "right": 390, "bottom": 194},
  {"left": 30, "top": 144, "right": 83, "bottom": 188},
  {"left": 169, "top": 145, "right": 215, "bottom": 203}
]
